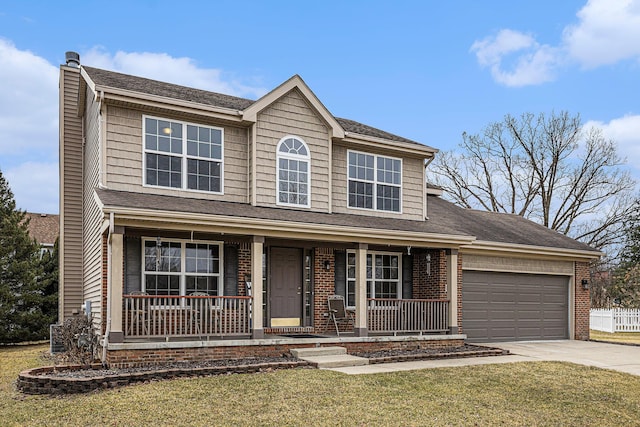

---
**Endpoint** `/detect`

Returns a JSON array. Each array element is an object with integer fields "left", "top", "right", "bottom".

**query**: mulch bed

[
  {"left": 18, "top": 345, "right": 509, "bottom": 395},
  {"left": 353, "top": 344, "right": 508, "bottom": 364}
]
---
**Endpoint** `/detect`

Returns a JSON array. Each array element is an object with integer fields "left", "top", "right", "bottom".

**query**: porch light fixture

[
  {"left": 426, "top": 253, "right": 431, "bottom": 276},
  {"left": 581, "top": 279, "right": 589, "bottom": 290},
  {"left": 324, "top": 260, "right": 331, "bottom": 270},
  {"left": 407, "top": 246, "right": 411, "bottom": 255}
]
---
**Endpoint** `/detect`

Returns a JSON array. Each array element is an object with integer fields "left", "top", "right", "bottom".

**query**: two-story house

[{"left": 59, "top": 52, "right": 599, "bottom": 367}]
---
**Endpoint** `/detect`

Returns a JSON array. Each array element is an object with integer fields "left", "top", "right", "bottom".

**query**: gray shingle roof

[
  {"left": 82, "top": 66, "right": 428, "bottom": 147},
  {"left": 95, "top": 189, "right": 469, "bottom": 237},
  {"left": 95, "top": 188, "right": 597, "bottom": 253},
  {"left": 426, "top": 195, "right": 596, "bottom": 252}
]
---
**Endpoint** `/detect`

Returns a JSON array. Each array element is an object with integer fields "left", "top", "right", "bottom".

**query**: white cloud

[
  {"left": 584, "top": 115, "right": 640, "bottom": 171},
  {"left": 0, "top": 38, "right": 58, "bottom": 157},
  {"left": 563, "top": 0, "right": 640, "bottom": 68},
  {"left": 82, "top": 47, "right": 267, "bottom": 99},
  {"left": 470, "top": 29, "right": 559, "bottom": 87},
  {"left": 0, "top": 41, "right": 267, "bottom": 213},
  {"left": 472, "top": 0, "right": 640, "bottom": 86},
  {"left": 4, "top": 161, "right": 59, "bottom": 214}
]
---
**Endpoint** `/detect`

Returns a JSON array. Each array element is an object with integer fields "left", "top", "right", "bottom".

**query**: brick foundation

[{"left": 105, "top": 338, "right": 465, "bottom": 368}]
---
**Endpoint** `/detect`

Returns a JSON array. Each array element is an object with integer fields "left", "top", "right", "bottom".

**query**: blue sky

[{"left": 1, "top": 0, "right": 639, "bottom": 213}]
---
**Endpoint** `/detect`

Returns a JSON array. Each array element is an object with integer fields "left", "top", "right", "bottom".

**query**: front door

[{"left": 269, "top": 247, "right": 302, "bottom": 327}]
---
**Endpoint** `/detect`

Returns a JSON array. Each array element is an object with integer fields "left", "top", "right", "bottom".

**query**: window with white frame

[
  {"left": 144, "top": 116, "right": 223, "bottom": 193},
  {"left": 277, "top": 136, "right": 310, "bottom": 207},
  {"left": 143, "top": 238, "right": 223, "bottom": 297},
  {"left": 348, "top": 151, "right": 401, "bottom": 212},
  {"left": 345, "top": 251, "right": 401, "bottom": 307}
]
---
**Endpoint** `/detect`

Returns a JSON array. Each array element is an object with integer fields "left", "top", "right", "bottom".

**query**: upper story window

[
  {"left": 348, "top": 151, "right": 402, "bottom": 212},
  {"left": 277, "top": 136, "right": 310, "bottom": 207},
  {"left": 144, "top": 116, "right": 223, "bottom": 193}
]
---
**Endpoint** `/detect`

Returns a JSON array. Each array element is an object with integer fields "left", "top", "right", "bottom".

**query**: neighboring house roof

[
  {"left": 81, "top": 66, "right": 429, "bottom": 148},
  {"left": 24, "top": 213, "right": 59, "bottom": 246},
  {"left": 427, "top": 196, "right": 596, "bottom": 253}
]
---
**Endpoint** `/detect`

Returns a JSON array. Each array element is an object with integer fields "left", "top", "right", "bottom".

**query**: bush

[{"left": 53, "top": 315, "right": 101, "bottom": 365}]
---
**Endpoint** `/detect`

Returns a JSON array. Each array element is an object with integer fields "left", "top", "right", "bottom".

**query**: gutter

[
  {"left": 461, "top": 239, "right": 603, "bottom": 261},
  {"left": 424, "top": 157, "right": 434, "bottom": 220}
]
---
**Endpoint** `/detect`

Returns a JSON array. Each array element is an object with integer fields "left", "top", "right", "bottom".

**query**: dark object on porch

[{"left": 328, "top": 295, "right": 354, "bottom": 336}]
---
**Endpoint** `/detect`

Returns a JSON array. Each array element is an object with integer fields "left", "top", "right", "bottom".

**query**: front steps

[{"left": 291, "top": 346, "right": 369, "bottom": 369}]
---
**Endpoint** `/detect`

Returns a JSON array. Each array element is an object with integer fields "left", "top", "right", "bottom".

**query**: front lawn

[
  {"left": 3, "top": 344, "right": 640, "bottom": 426},
  {"left": 590, "top": 329, "right": 640, "bottom": 345}
]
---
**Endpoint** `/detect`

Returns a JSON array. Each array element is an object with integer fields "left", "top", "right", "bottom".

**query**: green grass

[
  {"left": 3, "top": 344, "right": 640, "bottom": 426},
  {"left": 591, "top": 329, "right": 640, "bottom": 345}
]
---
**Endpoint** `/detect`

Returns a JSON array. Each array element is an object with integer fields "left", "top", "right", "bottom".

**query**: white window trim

[
  {"left": 141, "top": 237, "right": 224, "bottom": 297},
  {"left": 346, "top": 149, "right": 402, "bottom": 214},
  {"left": 275, "top": 135, "right": 311, "bottom": 208},
  {"left": 345, "top": 250, "right": 403, "bottom": 308},
  {"left": 142, "top": 115, "right": 225, "bottom": 195}
]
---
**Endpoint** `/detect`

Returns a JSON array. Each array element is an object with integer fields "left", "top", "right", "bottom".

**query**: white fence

[{"left": 590, "top": 309, "right": 640, "bottom": 333}]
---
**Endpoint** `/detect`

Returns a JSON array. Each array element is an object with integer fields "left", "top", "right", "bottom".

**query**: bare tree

[{"left": 431, "top": 111, "right": 636, "bottom": 258}]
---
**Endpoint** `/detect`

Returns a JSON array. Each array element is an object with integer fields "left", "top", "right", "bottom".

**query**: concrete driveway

[
  {"left": 329, "top": 340, "right": 640, "bottom": 376},
  {"left": 485, "top": 340, "right": 640, "bottom": 376}
]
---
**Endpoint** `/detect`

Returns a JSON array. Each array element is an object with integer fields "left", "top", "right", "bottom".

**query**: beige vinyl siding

[
  {"left": 82, "top": 87, "right": 104, "bottom": 327},
  {"left": 255, "top": 89, "right": 330, "bottom": 211},
  {"left": 59, "top": 67, "right": 84, "bottom": 321},
  {"left": 105, "top": 106, "right": 248, "bottom": 203},
  {"left": 332, "top": 144, "right": 425, "bottom": 220}
]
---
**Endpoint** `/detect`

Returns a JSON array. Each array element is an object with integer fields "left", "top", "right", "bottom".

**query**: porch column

[
  {"left": 354, "top": 243, "right": 368, "bottom": 337},
  {"left": 109, "top": 230, "right": 124, "bottom": 343},
  {"left": 251, "top": 236, "right": 265, "bottom": 339},
  {"left": 446, "top": 249, "right": 459, "bottom": 334}
]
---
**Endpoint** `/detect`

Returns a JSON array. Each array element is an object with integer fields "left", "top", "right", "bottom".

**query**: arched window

[{"left": 277, "top": 136, "right": 310, "bottom": 207}]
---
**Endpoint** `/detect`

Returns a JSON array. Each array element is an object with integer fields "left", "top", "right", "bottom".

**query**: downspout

[
  {"left": 102, "top": 212, "right": 114, "bottom": 365},
  {"left": 424, "top": 157, "right": 434, "bottom": 220}
]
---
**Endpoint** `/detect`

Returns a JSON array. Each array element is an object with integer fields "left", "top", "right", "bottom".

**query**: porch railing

[
  {"left": 367, "top": 298, "right": 449, "bottom": 334},
  {"left": 123, "top": 294, "right": 252, "bottom": 339}
]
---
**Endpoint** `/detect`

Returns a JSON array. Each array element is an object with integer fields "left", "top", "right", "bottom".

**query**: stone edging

[
  {"left": 17, "top": 361, "right": 312, "bottom": 395},
  {"left": 366, "top": 348, "right": 508, "bottom": 364},
  {"left": 589, "top": 338, "right": 640, "bottom": 347}
]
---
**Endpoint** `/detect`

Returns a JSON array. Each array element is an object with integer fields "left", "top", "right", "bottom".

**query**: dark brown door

[{"left": 269, "top": 247, "right": 302, "bottom": 326}]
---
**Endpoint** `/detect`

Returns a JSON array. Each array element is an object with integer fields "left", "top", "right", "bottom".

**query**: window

[
  {"left": 348, "top": 151, "right": 401, "bottom": 212},
  {"left": 143, "top": 238, "right": 223, "bottom": 297},
  {"left": 277, "top": 136, "right": 310, "bottom": 207},
  {"left": 144, "top": 116, "right": 223, "bottom": 193},
  {"left": 345, "top": 251, "right": 401, "bottom": 307}
]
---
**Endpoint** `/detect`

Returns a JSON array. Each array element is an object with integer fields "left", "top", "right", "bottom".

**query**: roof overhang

[
  {"left": 340, "top": 133, "right": 437, "bottom": 158},
  {"left": 461, "top": 240, "right": 602, "bottom": 261},
  {"left": 242, "top": 75, "right": 345, "bottom": 139},
  {"left": 99, "top": 204, "right": 475, "bottom": 248}
]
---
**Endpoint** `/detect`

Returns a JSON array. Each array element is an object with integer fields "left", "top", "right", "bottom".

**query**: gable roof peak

[{"left": 242, "top": 74, "right": 345, "bottom": 139}]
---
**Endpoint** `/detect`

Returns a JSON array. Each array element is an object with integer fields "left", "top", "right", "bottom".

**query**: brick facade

[
  {"left": 237, "top": 243, "right": 251, "bottom": 296},
  {"left": 313, "top": 248, "right": 335, "bottom": 333},
  {"left": 413, "top": 249, "right": 447, "bottom": 299},
  {"left": 574, "top": 261, "right": 591, "bottom": 340}
]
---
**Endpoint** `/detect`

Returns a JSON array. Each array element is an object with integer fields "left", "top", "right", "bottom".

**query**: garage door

[{"left": 462, "top": 271, "right": 569, "bottom": 342}]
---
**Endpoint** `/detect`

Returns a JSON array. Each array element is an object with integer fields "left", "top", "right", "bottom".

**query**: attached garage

[{"left": 462, "top": 270, "right": 569, "bottom": 342}]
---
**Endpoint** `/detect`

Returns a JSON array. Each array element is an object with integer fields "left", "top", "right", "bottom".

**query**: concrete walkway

[{"left": 328, "top": 340, "right": 640, "bottom": 376}]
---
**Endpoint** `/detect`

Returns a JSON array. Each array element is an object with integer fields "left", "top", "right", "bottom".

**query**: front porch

[{"left": 103, "top": 226, "right": 465, "bottom": 366}]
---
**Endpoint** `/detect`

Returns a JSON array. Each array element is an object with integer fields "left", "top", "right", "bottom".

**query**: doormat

[{"left": 280, "top": 334, "right": 327, "bottom": 339}]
